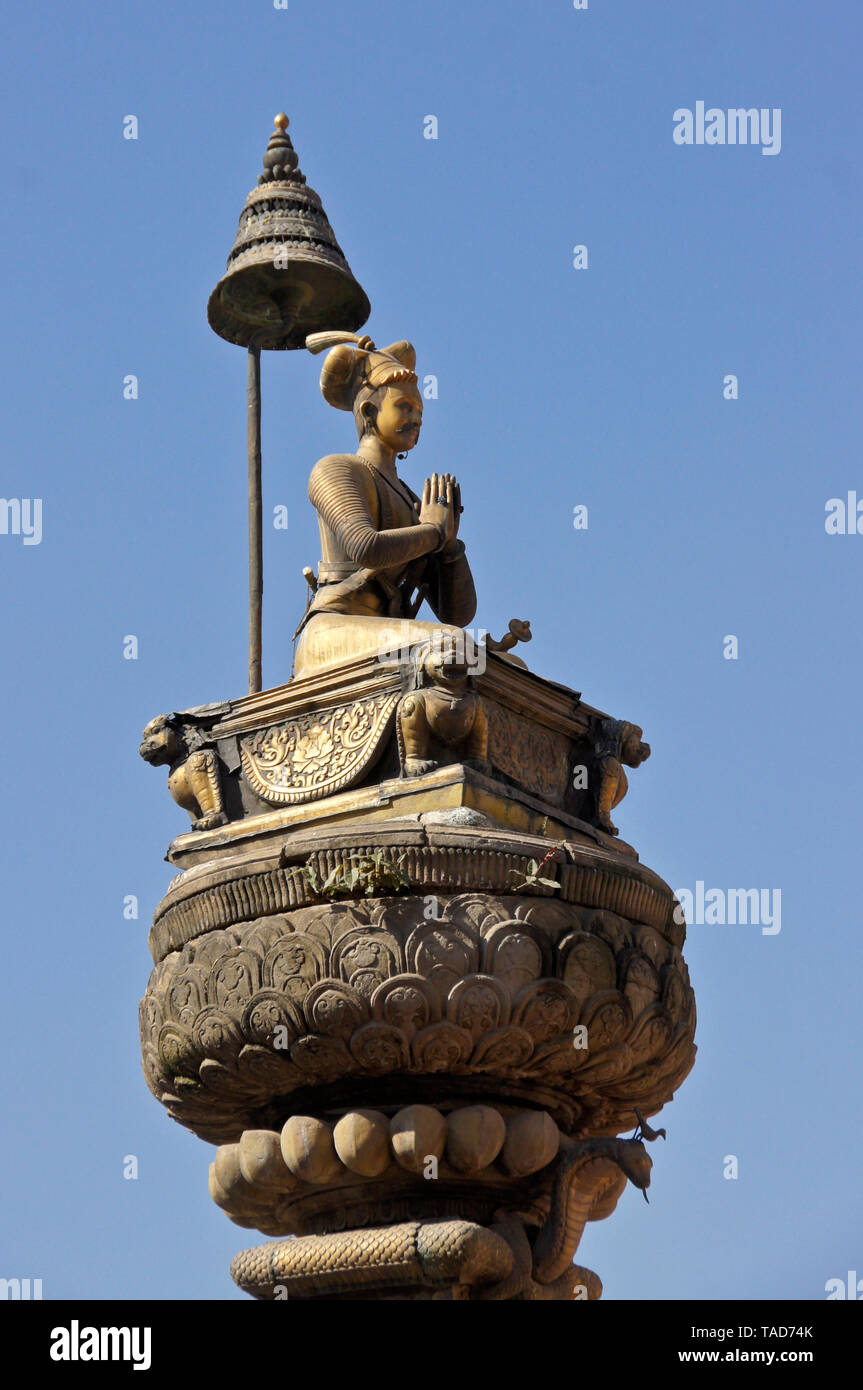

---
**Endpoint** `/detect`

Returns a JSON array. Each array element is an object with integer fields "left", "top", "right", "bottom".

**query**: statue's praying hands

[{"left": 418, "top": 473, "right": 461, "bottom": 550}]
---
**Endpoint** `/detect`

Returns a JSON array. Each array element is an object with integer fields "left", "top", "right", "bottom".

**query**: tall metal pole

[
  {"left": 208, "top": 113, "right": 371, "bottom": 696},
  {"left": 247, "top": 340, "right": 263, "bottom": 694}
]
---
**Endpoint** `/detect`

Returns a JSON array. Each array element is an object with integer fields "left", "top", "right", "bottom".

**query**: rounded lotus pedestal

[{"left": 139, "top": 818, "right": 696, "bottom": 1299}]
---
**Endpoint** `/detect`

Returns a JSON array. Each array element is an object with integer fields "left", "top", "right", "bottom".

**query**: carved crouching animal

[
  {"left": 595, "top": 719, "right": 651, "bottom": 836},
  {"left": 397, "top": 640, "right": 489, "bottom": 777},
  {"left": 139, "top": 713, "right": 227, "bottom": 832}
]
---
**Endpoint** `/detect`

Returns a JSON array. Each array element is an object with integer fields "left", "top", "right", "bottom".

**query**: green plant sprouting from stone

[
  {"left": 508, "top": 841, "right": 562, "bottom": 893},
  {"left": 291, "top": 850, "right": 412, "bottom": 899}
]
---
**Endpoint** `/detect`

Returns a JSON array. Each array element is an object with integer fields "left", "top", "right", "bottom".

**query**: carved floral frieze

[
  {"left": 240, "top": 693, "right": 399, "bottom": 805},
  {"left": 484, "top": 701, "right": 571, "bottom": 804},
  {"left": 139, "top": 892, "right": 696, "bottom": 1147}
]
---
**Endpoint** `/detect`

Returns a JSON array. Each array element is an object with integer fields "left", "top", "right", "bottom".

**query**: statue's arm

[
  {"left": 309, "top": 456, "right": 441, "bottom": 569},
  {"left": 398, "top": 473, "right": 476, "bottom": 625},
  {"left": 425, "top": 539, "right": 478, "bottom": 626}
]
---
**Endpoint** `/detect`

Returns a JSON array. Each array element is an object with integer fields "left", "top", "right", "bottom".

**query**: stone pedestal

[{"left": 139, "top": 651, "right": 695, "bottom": 1299}]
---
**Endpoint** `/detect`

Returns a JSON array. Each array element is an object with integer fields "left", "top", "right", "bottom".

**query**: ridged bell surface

[{"left": 208, "top": 114, "right": 370, "bottom": 350}]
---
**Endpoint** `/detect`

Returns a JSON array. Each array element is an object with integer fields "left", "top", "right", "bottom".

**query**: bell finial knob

[{"left": 259, "top": 112, "right": 301, "bottom": 185}]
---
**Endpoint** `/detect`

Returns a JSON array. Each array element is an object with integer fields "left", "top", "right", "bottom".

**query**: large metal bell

[{"left": 207, "top": 114, "right": 370, "bottom": 351}]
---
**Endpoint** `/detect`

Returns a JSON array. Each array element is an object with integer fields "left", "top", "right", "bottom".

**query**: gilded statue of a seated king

[{"left": 293, "top": 333, "right": 477, "bottom": 677}]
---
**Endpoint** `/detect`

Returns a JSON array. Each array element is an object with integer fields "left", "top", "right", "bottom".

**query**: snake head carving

[{"left": 615, "top": 1137, "right": 653, "bottom": 1202}]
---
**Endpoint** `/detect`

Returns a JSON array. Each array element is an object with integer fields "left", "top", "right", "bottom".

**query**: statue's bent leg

[{"left": 294, "top": 611, "right": 469, "bottom": 678}]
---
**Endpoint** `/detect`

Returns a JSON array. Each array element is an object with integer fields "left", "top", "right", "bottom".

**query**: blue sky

[{"left": 1, "top": 0, "right": 860, "bottom": 1300}]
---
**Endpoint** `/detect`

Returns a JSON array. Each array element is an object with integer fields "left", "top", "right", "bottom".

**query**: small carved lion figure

[
  {"left": 594, "top": 718, "right": 651, "bottom": 836},
  {"left": 397, "top": 637, "right": 489, "bottom": 777},
  {"left": 139, "top": 714, "right": 227, "bottom": 832}
]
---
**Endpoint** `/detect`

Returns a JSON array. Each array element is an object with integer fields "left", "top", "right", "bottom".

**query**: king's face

[{"left": 374, "top": 384, "right": 423, "bottom": 453}]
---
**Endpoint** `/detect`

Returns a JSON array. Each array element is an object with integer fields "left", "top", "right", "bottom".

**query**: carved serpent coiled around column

[
  {"left": 230, "top": 1218, "right": 514, "bottom": 1299},
  {"left": 530, "top": 1136, "right": 652, "bottom": 1284},
  {"left": 474, "top": 1136, "right": 650, "bottom": 1299},
  {"left": 230, "top": 1134, "right": 651, "bottom": 1301},
  {"left": 480, "top": 1214, "right": 602, "bottom": 1301}
]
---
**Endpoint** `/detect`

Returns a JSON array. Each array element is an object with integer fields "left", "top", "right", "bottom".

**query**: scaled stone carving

[{"left": 231, "top": 1219, "right": 513, "bottom": 1300}]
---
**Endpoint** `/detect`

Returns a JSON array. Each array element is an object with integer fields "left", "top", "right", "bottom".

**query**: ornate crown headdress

[{"left": 306, "top": 331, "right": 417, "bottom": 412}]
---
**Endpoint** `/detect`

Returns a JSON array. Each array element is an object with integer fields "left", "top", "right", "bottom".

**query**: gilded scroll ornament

[{"left": 240, "top": 692, "right": 399, "bottom": 804}]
